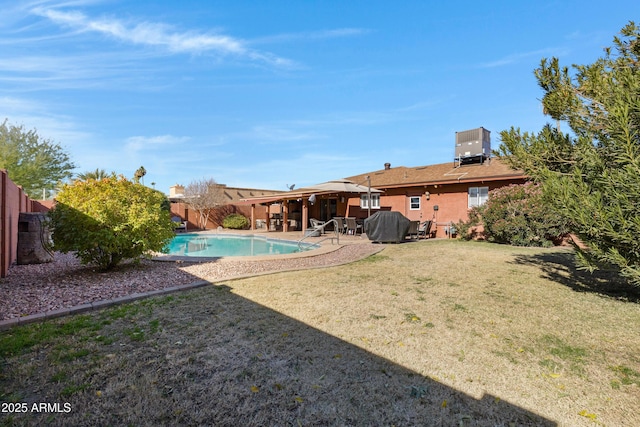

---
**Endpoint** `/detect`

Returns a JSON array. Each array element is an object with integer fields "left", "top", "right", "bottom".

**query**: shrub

[
  {"left": 454, "top": 206, "right": 483, "bottom": 241},
  {"left": 480, "top": 182, "right": 571, "bottom": 247},
  {"left": 48, "top": 176, "right": 176, "bottom": 270},
  {"left": 455, "top": 182, "right": 571, "bottom": 246},
  {"left": 222, "top": 213, "right": 249, "bottom": 230}
]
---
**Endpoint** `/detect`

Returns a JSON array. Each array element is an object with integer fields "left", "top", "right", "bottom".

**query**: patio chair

[
  {"left": 345, "top": 217, "right": 362, "bottom": 236},
  {"left": 172, "top": 216, "right": 187, "bottom": 232},
  {"left": 407, "top": 220, "right": 420, "bottom": 239},
  {"left": 309, "top": 218, "right": 326, "bottom": 234},
  {"left": 418, "top": 220, "right": 433, "bottom": 239},
  {"left": 333, "top": 217, "right": 347, "bottom": 234}
]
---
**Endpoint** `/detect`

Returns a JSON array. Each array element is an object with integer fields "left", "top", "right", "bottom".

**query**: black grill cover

[{"left": 364, "top": 211, "right": 411, "bottom": 243}]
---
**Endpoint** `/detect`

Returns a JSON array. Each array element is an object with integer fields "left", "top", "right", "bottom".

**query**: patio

[{"left": 241, "top": 179, "right": 383, "bottom": 234}]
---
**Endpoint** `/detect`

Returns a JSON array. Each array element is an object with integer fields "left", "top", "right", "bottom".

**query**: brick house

[
  {"left": 242, "top": 157, "right": 526, "bottom": 237},
  {"left": 344, "top": 158, "right": 526, "bottom": 238}
]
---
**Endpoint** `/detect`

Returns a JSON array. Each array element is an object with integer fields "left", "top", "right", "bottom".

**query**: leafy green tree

[
  {"left": 0, "top": 119, "right": 75, "bottom": 198},
  {"left": 497, "top": 22, "right": 640, "bottom": 285},
  {"left": 48, "top": 175, "right": 175, "bottom": 270}
]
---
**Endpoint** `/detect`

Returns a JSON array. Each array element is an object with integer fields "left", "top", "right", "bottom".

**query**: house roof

[
  {"left": 345, "top": 157, "right": 526, "bottom": 189},
  {"left": 240, "top": 158, "right": 526, "bottom": 205}
]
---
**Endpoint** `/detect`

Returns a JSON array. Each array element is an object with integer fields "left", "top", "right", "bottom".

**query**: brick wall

[{"left": 170, "top": 202, "right": 268, "bottom": 230}]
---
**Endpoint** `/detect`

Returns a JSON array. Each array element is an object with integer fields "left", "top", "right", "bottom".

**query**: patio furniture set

[
  {"left": 309, "top": 217, "right": 434, "bottom": 240},
  {"left": 309, "top": 217, "right": 363, "bottom": 236}
]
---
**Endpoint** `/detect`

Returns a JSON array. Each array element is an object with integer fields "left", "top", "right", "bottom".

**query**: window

[
  {"left": 468, "top": 186, "right": 489, "bottom": 208},
  {"left": 360, "top": 193, "right": 380, "bottom": 209},
  {"left": 409, "top": 196, "right": 421, "bottom": 210}
]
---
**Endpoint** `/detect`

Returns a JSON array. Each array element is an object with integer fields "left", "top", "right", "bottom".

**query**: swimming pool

[{"left": 165, "top": 233, "right": 319, "bottom": 258}]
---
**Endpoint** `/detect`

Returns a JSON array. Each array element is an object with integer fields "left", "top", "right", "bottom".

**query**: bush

[
  {"left": 480, "top": 182, "right": 571, "bottom": 247},
  {"left": 454, "top": 206, "right": 483, "bottom": 241},
  {"left": 455, "top": 182, "right": 571, "bottom": 246},
  {"left": 222, "top": 213, "right": 249, "bottom": 230},
  {"left": 48, "top": 176, "right": 176, "bottom": 270}
]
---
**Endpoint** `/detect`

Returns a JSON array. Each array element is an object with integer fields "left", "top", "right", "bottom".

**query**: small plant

[
  {"left": 453, "top": 304, "right": 467, "bottom": 312},
  {"left": 454, "top": 205, "right": 483, "bottom": 241},
  {"left": 404, "top": 313, "right": 421, "bottom": 323},
  {"left": 124, "top": 326, "right": 146, "bottom": 342},
  {"left": 222, "top": 213, "right": 249, "bottom": 229},
  {"left": 409, "top": 385, "right": 427, "bottom": 398}
]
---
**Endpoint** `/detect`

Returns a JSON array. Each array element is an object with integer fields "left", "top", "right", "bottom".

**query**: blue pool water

[{"left": 165, "top": 233, "right": 318, "bottom": 257}]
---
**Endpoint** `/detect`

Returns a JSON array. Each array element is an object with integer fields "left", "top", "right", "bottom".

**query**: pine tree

[{"left": 498, "top": 22, "right": 640, "bottom": 286}]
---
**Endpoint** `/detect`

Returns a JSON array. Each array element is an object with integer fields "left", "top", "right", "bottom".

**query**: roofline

[
  {"left": 366, "top": 173, "right": 528, "bottom": 189},
  {"left": 240, "top": 185, "right": 384, "bottom": 204},
  {"left": 239, "top": 190, "right": 337, "bottom": 205}
]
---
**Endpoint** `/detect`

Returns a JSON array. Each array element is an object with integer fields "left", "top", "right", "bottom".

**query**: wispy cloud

[
  {"left": 250, "top": 125, "right": 323, "bottom": 143},
  {"left": 125, "top": 134, "right": 191, "bottom": 151},
  {"left": 0, "top": 53, "right": 111, "bottom": 80},
  {"left": 0, "top": 95, "right": 86, "bottom": 134},
  {"left": 250, "top": 28, "right": 370, "bottom": 45},
  {"left": 29, "top": 5, "right": 295, "bottom": 67},
  {"left": 479, "top": 48, "right": 564, "bottom": 68}
]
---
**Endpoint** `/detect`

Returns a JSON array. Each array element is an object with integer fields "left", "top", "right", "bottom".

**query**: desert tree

[
  {"left": 0, "top": 119, "right": 75, "bottom": 198},
  {"left": 497, "top": 22, "right": 640, "bottom": 286},
  {"left": 183, "top": 178, "right": 226, "bottom": 229}
]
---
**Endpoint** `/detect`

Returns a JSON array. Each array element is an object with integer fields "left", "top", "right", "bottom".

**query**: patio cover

[
  {"left": 239, "top": 178, "right": 384, "bottom": 232},
  {"left": 240, "top": 179, "right": 383, "bottom": 204},
  {"left": 297, "top": 179, "right": 383, "bottom": 194},
  {"left": 364, "top": 211, "right": 411, "bottom": 243}
]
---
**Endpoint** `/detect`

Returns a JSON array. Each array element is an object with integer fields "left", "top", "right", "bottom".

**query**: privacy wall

[{"left": 0, "top": 170, "right": 38, "bottom": 278}]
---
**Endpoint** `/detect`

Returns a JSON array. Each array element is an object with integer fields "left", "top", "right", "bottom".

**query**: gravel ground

[{"left": 0, "top": 243, "right": 381, "bottom": 321}]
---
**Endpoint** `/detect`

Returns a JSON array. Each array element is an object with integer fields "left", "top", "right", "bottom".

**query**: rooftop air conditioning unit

[{"left": 455, "top": 127, "right": 491, "bottom": 162}]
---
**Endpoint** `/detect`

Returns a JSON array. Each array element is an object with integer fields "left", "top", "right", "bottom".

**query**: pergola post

[
  {"left": 282, "top": 201, "right": 289, "bottom": 232},
  {"left": 250, "top": 204, "right": 256, "bottom": 230},
  {"left": 265, "top": 204, "right": 270, "bottom": 231},
  {"left": 302, "top": 198, "right": 308, "bottom": 232}
]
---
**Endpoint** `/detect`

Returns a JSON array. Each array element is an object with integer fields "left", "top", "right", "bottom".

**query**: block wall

[{"left": 1, "top": 170, "right": 35, "bottom": 278}]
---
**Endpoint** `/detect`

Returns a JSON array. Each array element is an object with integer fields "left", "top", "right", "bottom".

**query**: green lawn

[{"left": 1, "top": 240, "right": 638, "bottom": 426}]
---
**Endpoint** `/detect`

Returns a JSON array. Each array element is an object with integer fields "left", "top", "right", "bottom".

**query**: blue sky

[{"left": 1, "top": 1, "right": 635, "bottom": 194}]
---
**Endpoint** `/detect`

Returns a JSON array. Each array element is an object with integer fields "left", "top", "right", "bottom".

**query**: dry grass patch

[{"left": 1, "top": 240, "right": 638, "bottom": 426}]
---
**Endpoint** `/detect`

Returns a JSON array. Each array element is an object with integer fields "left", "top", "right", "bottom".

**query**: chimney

[
  {"left": 169, "top": 184, "right": 185, "bottom": 198},
  {"left": 384, "top": 162, "right": 391, "bottom": 170}
]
